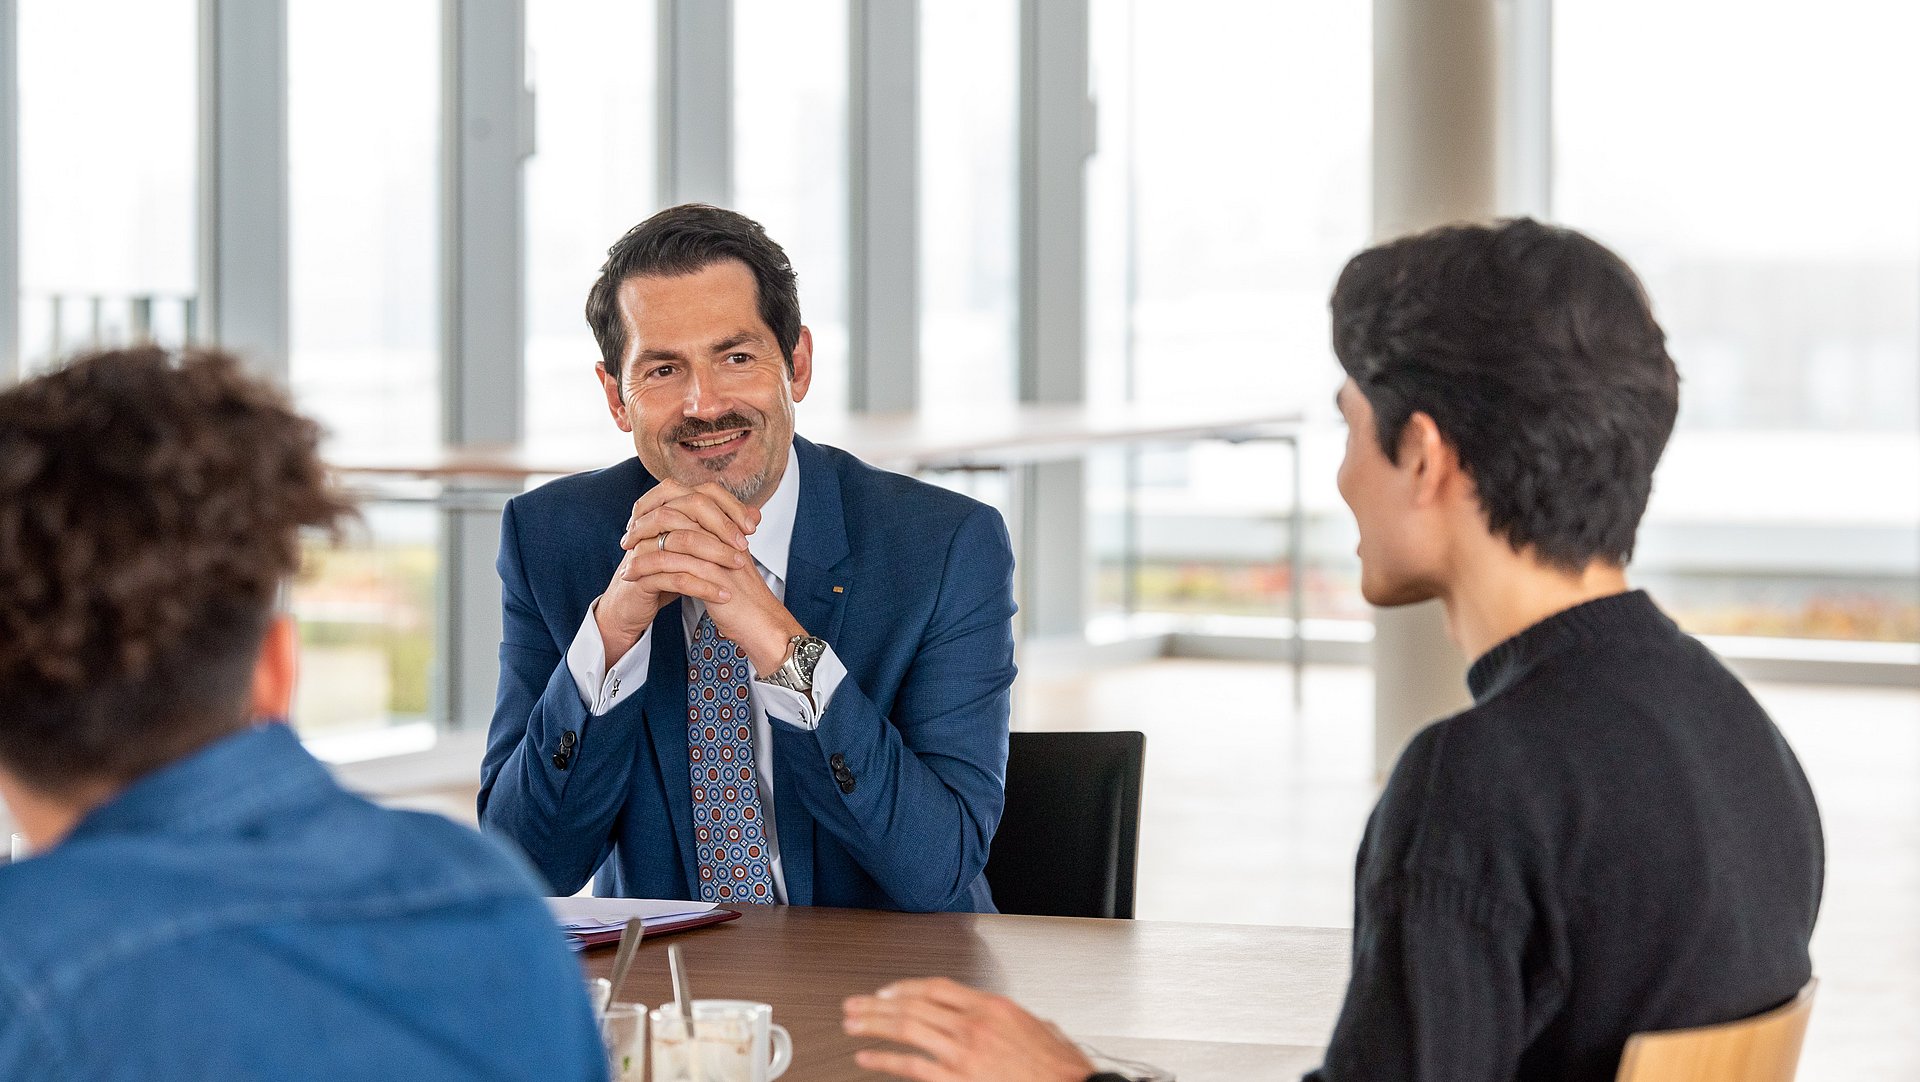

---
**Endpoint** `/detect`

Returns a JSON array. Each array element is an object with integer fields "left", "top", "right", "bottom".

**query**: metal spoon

[
  {"left": 607, "top": 917, "right": 644, "bottom": 1007},
  {"left": 669, "top": 943, "right": 701, "bottom": 1082}
]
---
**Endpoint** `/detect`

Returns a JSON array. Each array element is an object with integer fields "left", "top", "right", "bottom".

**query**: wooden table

[{"left": 581, "top": 906, "right": 1348, "bottom": 1081}]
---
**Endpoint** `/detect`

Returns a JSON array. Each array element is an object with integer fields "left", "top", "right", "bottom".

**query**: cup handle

[{"left": 766, "top": 1023, "right": 793, "bottom": 1080}]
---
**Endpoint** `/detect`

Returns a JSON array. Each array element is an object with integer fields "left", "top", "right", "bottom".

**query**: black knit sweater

[{"left": 1305, "top": 590, "right": 1823, "bottom": 1082}]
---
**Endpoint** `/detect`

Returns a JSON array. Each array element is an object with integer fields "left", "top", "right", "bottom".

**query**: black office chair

[{"left": 984, "top": 730, "right": 1145, "bottom": 920}]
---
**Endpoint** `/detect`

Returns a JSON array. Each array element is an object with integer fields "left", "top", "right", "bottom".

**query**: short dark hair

[
  {"left": 0, "top": 347, "right": 354, "bottom": 790},
  {"left": 1330, "top": 218, "right": 1679, "bottom": 570},
  {"left": 584, "top": 203, "right": 802, "bottom": 381}
]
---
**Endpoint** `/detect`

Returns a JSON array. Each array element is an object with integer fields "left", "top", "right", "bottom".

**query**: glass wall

[
  {"left": 287, "top": 0, "right": 440, "bottom": 459},
  {"left": 919, "top": 0, "right": 1019, "bottom": 411},
  {"left": 1555, "top": 0, "right": 1920, "bottom": 646},
  {"left": 733, "top": 0, "right": 851, "bottom": 419},
  {"left": 524, "top": 0, "right": 658, "bottom": 458},
  {"left": 286, "top": 0, "right": 443, "bottom": 740},
  {"left": 293, "top": 505, "right": 441, "bottom": 754},
  {"left": 16, "top": 0, "right": 197, "bottom": 367},
  {"left": 1084, "top": 0, "right": 1372, "bottom": 631}
]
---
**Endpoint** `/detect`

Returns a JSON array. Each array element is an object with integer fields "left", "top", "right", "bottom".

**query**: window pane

[
  {"left": 733, "top": 0, "right": 850, "bottom": 419},
  {"left": 288, "top": 0, "right": 440, "bottom": 459},
  {"left": 1556, "top": 0, "right": 1920, "bottom": 644},
  {"left": 919, "top": 0, "right": 1018, "bottom": 410},
  {"left": 294, "top": 505, "right": 440, "bottom": 753},
  {"left": 17, "top": 0, "right": 197, "bottom": 367},
  {"left": 287, "top": 1, "right": 443, "bottom": 741},
  {"left": 525, "top": 0, "right": 658, "bottom": 457},
  {"left": 1085, "top": 0, "right": 1371, "bottom": 629}
]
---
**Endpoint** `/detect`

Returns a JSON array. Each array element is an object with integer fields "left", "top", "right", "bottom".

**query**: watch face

[{"left": 767, "top": 636, "right": 827, "bottom": 691}]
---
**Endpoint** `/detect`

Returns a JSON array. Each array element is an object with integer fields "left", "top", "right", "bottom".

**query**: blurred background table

[
  {"left": 332, "top": 401, "right": 1310, "bottom": 690},
  {"left": 580, "top": 905, "right": 1348, "bottom": 1081}
]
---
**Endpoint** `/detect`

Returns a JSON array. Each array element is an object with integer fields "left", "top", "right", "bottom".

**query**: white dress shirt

[{"left": 564, "top": 442, "right": 848, "bottom": 903}]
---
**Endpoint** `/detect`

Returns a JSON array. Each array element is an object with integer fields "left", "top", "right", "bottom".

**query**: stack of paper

[{"left": 545, "top": 896, "right": 731, "bottom": 951}]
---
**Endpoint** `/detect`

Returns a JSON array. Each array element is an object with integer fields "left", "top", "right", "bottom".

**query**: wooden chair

[{"left": 1615, "top": 980, "right": 1818, "bottom": 1082}]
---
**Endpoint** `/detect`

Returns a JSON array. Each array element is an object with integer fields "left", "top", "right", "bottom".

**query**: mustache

[{"left": 667, "top": 413, "right": 758, "bottom": 443}]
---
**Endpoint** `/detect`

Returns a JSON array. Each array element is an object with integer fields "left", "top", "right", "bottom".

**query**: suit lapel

[
  {"left": 785, "top": 438, "right": 852, "bottom": 647},
  {"left": 643, "top": 598, "right": 701, "bottom": 897},
  {"left": 770, "top": 439, "right": 855, "bottom": 905}
]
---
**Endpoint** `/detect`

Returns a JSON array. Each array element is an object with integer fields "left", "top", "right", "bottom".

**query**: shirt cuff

[
  {"left": 565, "top": 601, "right": 653, "bottom": 715},
  {"left": 752, "top": 643, "right": 848, "bottom": 731}
]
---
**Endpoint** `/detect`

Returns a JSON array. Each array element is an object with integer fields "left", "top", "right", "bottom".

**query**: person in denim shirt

[{"left": 0, "top": 348, "right": 606, "bottom": 1082}]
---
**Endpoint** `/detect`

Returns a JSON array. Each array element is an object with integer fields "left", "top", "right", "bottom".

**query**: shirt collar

[{"left": 749, "top": 441, "right": 801, "bottom": 583}]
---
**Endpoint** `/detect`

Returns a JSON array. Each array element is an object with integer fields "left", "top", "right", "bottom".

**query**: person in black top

[{"left": 837, "top": 218, "right": 1824, "bottom": 1082}]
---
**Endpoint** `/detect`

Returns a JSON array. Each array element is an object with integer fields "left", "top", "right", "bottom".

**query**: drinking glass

[{"left": 598, "top": 1003, "right": 646, "bottom": 1082}]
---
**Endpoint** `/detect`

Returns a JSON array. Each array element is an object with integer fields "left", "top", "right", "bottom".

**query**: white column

[
  {"left": 1369, "top": 0, "right": 1501, "bottom": 775},
  {"left": 656, "top": 0, "right": 731, "bottom": 207},
  {"left": 847, "top": 0, "right": 918, "bottom": 413},
  {"left": 440, "top": 0, "right": 529, "bottom": 729},
  {"left": 1498, "top": 0, "right": 1553, "bottom": 218},
  {"left": 197, "top": 0, "right": 288, "bottom": 380},
  {"left": 1016, "top": 0, "right": 1094, "bottom": 638}
]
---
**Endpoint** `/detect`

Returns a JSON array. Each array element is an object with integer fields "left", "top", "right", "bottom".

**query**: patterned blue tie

[{"left": 686, "top": 612, "right": 776, "bottom": 903}]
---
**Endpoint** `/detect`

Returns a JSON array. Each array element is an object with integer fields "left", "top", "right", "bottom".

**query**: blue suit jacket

[{"left": 478, "top": 437, "right": 1014, "bottom": 912}]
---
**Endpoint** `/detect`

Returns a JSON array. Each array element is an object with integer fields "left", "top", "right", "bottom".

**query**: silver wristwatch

[{"left": 760, "top": 634, "right": 828, "bottom": 693}]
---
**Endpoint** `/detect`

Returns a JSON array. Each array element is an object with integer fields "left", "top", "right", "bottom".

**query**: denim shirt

[{"left": 0, "top": 723, "right": 607, "bottom": 1082}]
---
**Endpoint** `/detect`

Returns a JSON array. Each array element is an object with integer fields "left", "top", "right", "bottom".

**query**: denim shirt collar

[{"left": 66, "top": 721, "right": 335, "bottom": 844}]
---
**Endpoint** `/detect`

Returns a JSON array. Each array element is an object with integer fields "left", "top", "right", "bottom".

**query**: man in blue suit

[{"left": 479, "top": 204, "right": 1015, "bottom": 913}]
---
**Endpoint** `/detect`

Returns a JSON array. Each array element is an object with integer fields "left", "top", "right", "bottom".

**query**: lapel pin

[{"left": 832, "top": 586, "right": 845, "bottom": 594}]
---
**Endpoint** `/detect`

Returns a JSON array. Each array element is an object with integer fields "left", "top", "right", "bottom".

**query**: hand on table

[{"left": 843, "top": 978, "right": 1097, "bottom": 1082}]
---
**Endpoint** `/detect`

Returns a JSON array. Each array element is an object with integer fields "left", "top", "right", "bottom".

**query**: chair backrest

[
  {"left": 984, "top": 730, "right": 1145, "bottom": 920},
  {"left": 1614, "top": 980, "right": 1818, "bottom": 1082}
]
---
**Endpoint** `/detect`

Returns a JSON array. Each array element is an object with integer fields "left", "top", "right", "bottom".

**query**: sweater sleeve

[{"left": 1303, "top": 871, "right": 1537, "bottom": 1082}]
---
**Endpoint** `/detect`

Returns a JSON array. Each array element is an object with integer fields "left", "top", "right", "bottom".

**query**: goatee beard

[
  {"left": 669, "top": 411, "right": 769, "bottom": 504},
  {"left": 695, "top": 450, "right": 772, "bottom": 505}
]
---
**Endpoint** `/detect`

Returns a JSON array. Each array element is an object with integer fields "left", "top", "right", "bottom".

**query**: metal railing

[{"left": 22, "top": 291, "right": 199, "bottom": 363}]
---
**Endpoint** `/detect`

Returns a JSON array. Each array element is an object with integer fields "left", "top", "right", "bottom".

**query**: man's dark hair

[
  {"left": 1330, "top": 218, "right": 1680, "bottom": 570},
  {"left": 0, "top": 347, "right": 354, "bottom": 790},
  {"left": 584, "top": 203, "right": 802, "bottom": 381}
]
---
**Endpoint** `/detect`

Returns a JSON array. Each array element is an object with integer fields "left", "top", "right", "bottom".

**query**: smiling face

[{"left": 597, "top": 260, "right": 813, "bottom": 507}]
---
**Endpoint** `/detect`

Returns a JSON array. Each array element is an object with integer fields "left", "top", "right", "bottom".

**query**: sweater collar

[{"left": 1465, "top": 589, "right": 1671, "bottom": 702}]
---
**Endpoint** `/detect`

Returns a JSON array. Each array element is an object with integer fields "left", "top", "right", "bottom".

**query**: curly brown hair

[{"left": 0, "top": 347, "right": 355, "bottom": 790}]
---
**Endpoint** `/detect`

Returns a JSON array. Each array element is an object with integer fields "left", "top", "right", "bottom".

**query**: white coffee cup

[{"left": 649, "top": 999, "right": 793, "bottom": 1082}]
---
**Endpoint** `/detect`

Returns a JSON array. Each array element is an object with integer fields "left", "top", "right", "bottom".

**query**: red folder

[{"left": 568, "top": 907, "right": 741, "bottom": 949}]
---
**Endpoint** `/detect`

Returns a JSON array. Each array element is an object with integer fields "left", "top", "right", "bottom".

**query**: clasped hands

[{"left": 593, "top": 480, "right": 805, "bottom": 675}]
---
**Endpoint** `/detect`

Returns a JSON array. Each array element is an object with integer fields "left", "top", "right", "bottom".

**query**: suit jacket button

[
  {"left": 552, "top": 751, "right": 571, "bottom": 770},
  {"left": 829, "top": 753, "right": 846, "bottom": 769},
  {"left": 560, "top": 729, "right": 578, "bottom": 750},
  {"left": 836, "top": 772, "right": 855, "bottom": 795}
]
